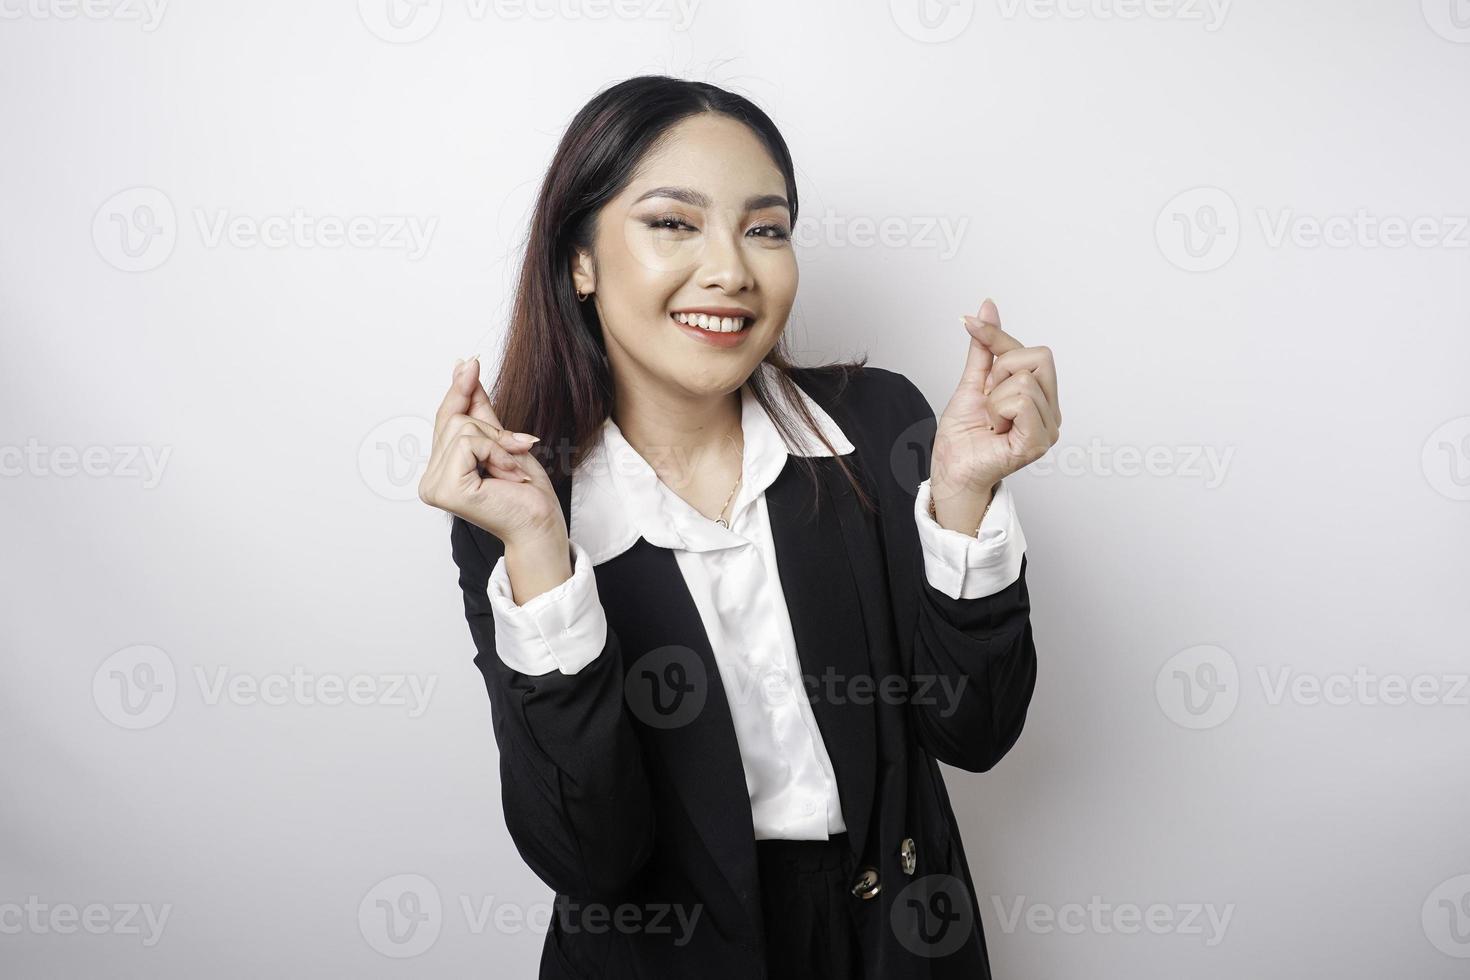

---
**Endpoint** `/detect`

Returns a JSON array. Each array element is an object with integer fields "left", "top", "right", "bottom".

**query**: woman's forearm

[
  {"left": 504, "top": 531, "right": 574, "bottom": 605},
  {"left": 930, "top": 479, "right": 996, "bottom": 536}
]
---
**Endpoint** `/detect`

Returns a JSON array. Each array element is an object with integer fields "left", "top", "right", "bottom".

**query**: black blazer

[{"left": 449, "top": 365, "right": 1038, "bottom": 979}]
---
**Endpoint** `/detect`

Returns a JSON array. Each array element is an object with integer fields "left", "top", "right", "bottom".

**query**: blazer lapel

[
  {"left": 588, "top": 535, "right": 763, "bottom": 925},
  {"left": 765, "top": 456, "right": 879, "bottom": 866}
]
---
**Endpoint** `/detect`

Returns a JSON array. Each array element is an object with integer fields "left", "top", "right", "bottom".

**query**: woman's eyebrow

[{"left": 633, "top": 186, "right": 790, "bottom": 213}]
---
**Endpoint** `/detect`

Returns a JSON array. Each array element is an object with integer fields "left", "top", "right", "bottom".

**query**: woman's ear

[{"left": 570, "top": 248, "right": 595, "bottom": 299}]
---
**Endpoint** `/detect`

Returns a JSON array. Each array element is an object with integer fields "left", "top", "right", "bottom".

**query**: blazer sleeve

[
  {"left": 885, "top": 372, "right": 1039, "bottom": 774},
  {"left": 449, "top": 514, "right": 656, "bottom": 898}
]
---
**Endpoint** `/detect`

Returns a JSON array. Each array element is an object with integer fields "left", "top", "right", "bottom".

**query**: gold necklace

[{"left": 712, "top": 434, "right": 744, "bottom": 528}]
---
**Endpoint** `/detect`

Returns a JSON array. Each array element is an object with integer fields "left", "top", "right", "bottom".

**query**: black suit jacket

[{"left": 449, "top": 365, "right": 1038, "bottom": 979}]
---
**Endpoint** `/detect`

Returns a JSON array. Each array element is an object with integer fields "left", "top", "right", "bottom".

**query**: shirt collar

[{"left": 570, "top": 362, "right": 855, "bottom": 565}]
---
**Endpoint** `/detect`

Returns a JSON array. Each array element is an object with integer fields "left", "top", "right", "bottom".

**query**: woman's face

[{"left": 573, "top": 112, "right": 798, "bottom": 401}]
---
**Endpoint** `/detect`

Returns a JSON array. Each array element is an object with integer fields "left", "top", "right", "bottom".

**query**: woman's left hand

[{"left": 931, "top": 298, "right": 1061, "bottom": 520}]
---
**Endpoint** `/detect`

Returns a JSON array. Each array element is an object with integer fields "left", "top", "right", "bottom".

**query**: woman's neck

[{"left": 611, "top": 375, "right": 746, "bottom": 508}]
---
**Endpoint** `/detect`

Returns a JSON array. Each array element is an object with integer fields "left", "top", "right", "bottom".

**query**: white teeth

[{"left": 674, "top": 312, "right": 749, "bottom": 333}]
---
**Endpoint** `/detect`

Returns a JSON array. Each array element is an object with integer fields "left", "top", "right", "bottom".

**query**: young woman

[{"left": 419, "top": 75, "right": 1060, "bottom": 980}]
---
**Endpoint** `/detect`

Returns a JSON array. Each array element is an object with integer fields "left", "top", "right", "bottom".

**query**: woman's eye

[
  {"left": 643, "top": 214, "right": 789, "bottom": 241},
  {"left": 646, "top": 215, "right": 695, "bottom": 232}
]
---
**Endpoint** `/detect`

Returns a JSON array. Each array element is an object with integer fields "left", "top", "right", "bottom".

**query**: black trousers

[{"left": 755, "top": 834, "right": 865, "bottom": 980}]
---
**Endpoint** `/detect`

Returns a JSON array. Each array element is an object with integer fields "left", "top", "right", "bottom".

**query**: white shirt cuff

[
  {"left": 487, "top": 538, "right": 608, "bottom": 676},
  {"left": 914, "top": 478, "right": 1027, "bottom": 600}
]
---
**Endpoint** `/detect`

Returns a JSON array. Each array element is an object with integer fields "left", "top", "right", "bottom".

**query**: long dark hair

[{"left": 490, "top": 74, "right": 875, "bottom": 514}]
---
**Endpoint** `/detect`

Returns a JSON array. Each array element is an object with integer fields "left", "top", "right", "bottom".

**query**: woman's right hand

[{"left": 418, "top": 357, "right": 566, "bottom": 551}]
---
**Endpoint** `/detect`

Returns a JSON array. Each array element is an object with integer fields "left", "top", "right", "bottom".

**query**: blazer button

[
  {"left": 851, "top": 867, "right": 881, "bottom": 901},
  {"left": 900, "top": 838, "right": 917, "bottom": 876}
]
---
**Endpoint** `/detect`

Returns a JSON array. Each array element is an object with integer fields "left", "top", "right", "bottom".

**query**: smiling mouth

[{"left": 671, "top": 311, "right": 753, "bottom": 334}]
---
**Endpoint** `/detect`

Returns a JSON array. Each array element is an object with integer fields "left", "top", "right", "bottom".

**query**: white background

[{"left": 3, "top": 0, "right": 1469, "bottom": 976}]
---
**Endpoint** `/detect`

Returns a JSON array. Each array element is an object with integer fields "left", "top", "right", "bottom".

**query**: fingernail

[
  {"left": 453, "top": 358, "right": 465, "bottom": 374},
  {"left": 980, "top": 298, "right": 998, "bottom": 323},
  {"left": 512, "top": 432, "right": 539, "bottom": 446}
]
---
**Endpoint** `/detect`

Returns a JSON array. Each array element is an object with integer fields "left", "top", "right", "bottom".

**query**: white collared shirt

[{"left": 485, "top": 362, "right": 1026, "bottom": 840}]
